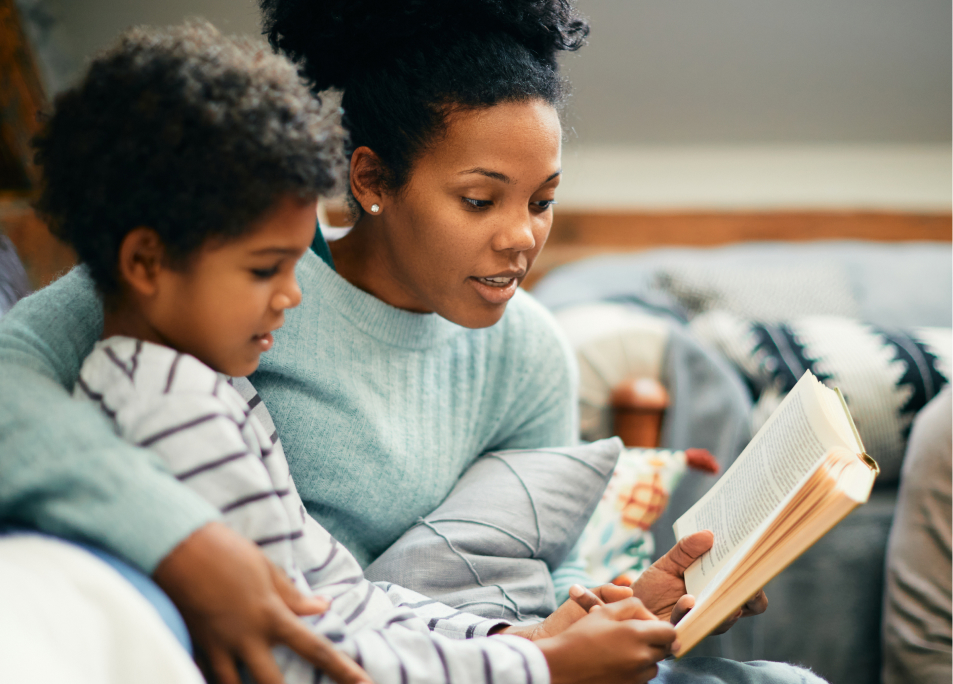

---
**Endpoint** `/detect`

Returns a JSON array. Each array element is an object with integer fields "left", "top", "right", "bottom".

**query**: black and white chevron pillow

[{"left": 691, "top": 312, "right": 951, "bottom": 483}]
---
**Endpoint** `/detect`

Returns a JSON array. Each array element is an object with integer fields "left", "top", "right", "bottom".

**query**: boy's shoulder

[{"left": 76, "top": 337, "right": 245, "bottom": 417}]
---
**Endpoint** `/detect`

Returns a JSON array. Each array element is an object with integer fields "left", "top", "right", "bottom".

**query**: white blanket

[{"left": 0, "top": 534, "right": 203, "bottom": 684}]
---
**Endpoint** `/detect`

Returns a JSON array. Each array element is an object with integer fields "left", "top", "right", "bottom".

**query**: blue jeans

[{"left": 656, "top": 658, "right": 828, "bottom": 683}]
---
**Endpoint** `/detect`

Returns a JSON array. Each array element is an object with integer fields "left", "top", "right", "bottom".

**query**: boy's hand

[
  {"left": 535, "top": 597, "right": 677, "bottom": 684},
  {"left": 152, "top": 522, "right": 371, "bottom": 684},
  {"left": 631, "top": 530, "right": 767, "bottom": 630},
  {"left": 493, "top": 584, "right": 634, "bottom": 640}
]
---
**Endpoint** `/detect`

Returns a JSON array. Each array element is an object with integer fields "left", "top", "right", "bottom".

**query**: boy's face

[{"left": 151, "top": 195, "right": 317, "bottom": 377}]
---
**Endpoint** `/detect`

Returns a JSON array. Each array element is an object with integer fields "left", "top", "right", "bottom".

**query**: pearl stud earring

[{"left": 370, "top": 203, "right": 380, "bottom": 213}]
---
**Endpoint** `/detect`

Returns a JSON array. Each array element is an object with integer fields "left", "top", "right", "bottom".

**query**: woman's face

[{"left": 369, "top": 99, "right": 562, "bottom": 329}]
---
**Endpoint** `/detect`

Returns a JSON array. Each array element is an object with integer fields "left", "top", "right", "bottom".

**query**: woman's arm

[
  {"left": 0, "top": 270, "right": 370, "bottom": 684},
  {"left": 0, "top": 268, "right": 218, "bottom": 570}
]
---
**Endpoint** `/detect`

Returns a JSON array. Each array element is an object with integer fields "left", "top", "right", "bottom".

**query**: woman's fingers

[
  {"left": 655, "top": 531, "right": 714, "bottom": 575},
  {"left": 240, "top": 645, "right": 287, "bottom": 684},
  {"left": 741, "top": 590, "right": 768, "bottom": 616},
  {"left": 275, "top": 616, "right": 372, "bottom": 684},
  {"left": 268, "top": 561, "right": 331, "bottom": 616},
  {"left": 206, "top": 648, "right": 242, "bottom": 684},
  {"left": 669, "top": 594, "right": 695, "bottom": 625}
]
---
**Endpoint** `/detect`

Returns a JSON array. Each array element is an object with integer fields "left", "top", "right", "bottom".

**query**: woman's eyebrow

[
  {"left": 458, "top": 167, "right": 512, "bottom": 183},
  {"left": 457, "top": 168, "right": 562, "bottom": 184}
]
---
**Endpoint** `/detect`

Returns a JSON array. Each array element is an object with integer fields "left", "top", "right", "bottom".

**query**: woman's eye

[
  {"left": 251, "top": 266, "right": 280, "bottom": 279},
  {"left": 533, "top": 199, "right": 557, "bottom": 211},
  {"left": 462, "top": 197, "right": 493, "bottom": 210}
]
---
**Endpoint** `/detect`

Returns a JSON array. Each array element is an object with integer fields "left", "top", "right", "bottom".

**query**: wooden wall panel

[{"left": 325, "top": 205, "right": 951, "bottom": 289}]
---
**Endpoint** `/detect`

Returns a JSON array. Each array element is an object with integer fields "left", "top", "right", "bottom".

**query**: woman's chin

[{"left": 442, "top": 298, "right": 509, "bottom": 330}]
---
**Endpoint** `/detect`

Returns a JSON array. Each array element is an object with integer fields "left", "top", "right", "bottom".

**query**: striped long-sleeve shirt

[{"left": 74, "top": 336, "right": 550, "bottom": 684}]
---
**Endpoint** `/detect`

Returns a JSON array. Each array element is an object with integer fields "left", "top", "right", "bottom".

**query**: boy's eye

[
  {"left": 251, "top": 266, "right": 280, "bottom": 279},
  {"left": 462, "top": 197, "right": 493, "bottom": 210}
]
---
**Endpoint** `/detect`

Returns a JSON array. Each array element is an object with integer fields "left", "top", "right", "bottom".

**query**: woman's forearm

[{"left": 0, "top": 269, "right": 218, "bottom": 572}]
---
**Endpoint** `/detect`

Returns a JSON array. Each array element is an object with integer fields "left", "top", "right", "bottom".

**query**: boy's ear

[
  {"left": 118, "top": 227, "right": 166, "bottom": 297},
  {"left": 349, "top": 146, "right": 387, "bottom": 214}
]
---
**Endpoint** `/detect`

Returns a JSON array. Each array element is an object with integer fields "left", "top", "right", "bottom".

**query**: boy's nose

[{"left": 273, "top": 279, "right": 302, "bottom": 310}]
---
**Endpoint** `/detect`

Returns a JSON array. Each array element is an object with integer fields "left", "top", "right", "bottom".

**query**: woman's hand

[
  {"left": 493, "top": 584, "right": 635, "bottom": 640},
  {"left": 631, "top": 530, "right": 767, "bottom": 631},
  {"left": 669, "top": 591, "right": 768, "bottom": 635},
  {"left": 535, "top": 597, "right": 677, "bottom": 684},
  {"left": 152, "top": 522, "right": 370, "bottom": 684}
]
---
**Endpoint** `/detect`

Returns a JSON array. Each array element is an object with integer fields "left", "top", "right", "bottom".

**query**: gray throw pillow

[{"left": 364, "top": 437, "right": 623, "bottom": 620}]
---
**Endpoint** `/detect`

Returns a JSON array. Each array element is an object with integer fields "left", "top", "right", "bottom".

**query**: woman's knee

[{"left": 655, "top": 657, "right": 828, "bottom": 684}]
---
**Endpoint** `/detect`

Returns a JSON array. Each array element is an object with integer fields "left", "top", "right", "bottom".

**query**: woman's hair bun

[{"left": 259, "top": 0, "right": 589, "bottom": 92}]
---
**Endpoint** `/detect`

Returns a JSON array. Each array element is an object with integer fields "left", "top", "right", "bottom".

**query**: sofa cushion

[{"left": 363, "top": 438, "right": 622, "bottom": 620}]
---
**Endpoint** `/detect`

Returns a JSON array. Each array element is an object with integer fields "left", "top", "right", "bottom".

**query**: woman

[{"left": 0, "top": 1, "right": 816, "bottom": 681}]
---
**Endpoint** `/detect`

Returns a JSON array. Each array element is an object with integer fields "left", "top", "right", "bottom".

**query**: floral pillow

[{"left": 578, "top": 447, "right": 719, "bottom": 585}]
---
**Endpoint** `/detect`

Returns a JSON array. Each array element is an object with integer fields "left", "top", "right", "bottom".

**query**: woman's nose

[{"left": 493, "top": 209, "right": 537, "bottom": 253}]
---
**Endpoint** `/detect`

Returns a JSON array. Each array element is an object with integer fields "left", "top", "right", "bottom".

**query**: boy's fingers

[
  {"left": 593, "top": 583, "right": 633, "bottom": 604},
  {"left": 631, "top": 619, "right": 678, "bottom": 647},
  {"left": 599, "top": 596, "right": 659, "bottom": 622},
  {"left": 276, "top": 617, "right": 372, "bottom": 684},
  {"left": 568, "top": 584, "right": 605, "bottom": 612}
]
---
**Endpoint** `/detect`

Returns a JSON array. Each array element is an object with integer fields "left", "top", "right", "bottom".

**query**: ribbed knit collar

[{"left": 303, "top": 251, "right": 465, "bottom": 350}]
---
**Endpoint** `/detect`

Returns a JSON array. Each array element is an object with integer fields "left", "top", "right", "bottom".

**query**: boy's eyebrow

[{"left": 249, "top": 247, "right": 301, "bottom": 255}]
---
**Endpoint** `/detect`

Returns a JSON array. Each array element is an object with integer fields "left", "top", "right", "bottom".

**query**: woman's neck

[{"left": 328, "top": 218, "right": 433, "bottom": 313}]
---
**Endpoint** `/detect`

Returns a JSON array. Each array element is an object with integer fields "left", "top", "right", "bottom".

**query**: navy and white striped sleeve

[{"left": 375, "top": 582, "right": 521, "bottom": 640}]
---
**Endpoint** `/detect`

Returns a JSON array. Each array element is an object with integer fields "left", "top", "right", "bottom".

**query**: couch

[{"left": 532, "top": 239, "right": 952, "bottom": 684}]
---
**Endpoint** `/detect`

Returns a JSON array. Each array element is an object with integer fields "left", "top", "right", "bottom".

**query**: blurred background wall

[{"left": 15, "top": 0, "right": 951, "bottom": 212}]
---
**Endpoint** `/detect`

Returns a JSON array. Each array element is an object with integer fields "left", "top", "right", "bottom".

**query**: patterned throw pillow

[
  {"left": 655, "top": 264, "right": 859, "bottom": 322},
  {"left": 692, "top": 311, "right": 952, "bottom": 482},
  {"left": 578, "top": 447, "right": 719, "bottom": 585}
]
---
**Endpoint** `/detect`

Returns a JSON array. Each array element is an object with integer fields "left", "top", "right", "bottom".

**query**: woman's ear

[
  {"left": 117, "top": 227, "right": 166, "bottom": 297},
  {"left": 349, "top": 146, "right": 387, "bottom": 214}
]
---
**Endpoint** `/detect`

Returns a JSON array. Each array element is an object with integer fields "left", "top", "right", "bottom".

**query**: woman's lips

[{"left": 468, "top": 275, "right": 520, "bottom": 305}]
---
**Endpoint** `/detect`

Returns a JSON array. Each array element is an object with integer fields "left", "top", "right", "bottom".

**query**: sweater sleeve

[{"left": 0, "top": 269, "right": 218, "bottom": 573}]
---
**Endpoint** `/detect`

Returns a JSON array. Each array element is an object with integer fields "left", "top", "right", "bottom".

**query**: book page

[{"left": 675, "top": 372, "right": 853, "bottom": 596}]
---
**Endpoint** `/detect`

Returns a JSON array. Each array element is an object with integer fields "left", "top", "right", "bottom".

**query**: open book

[{"left": 671, "top": 370, "right": 879, "bottom": 657}]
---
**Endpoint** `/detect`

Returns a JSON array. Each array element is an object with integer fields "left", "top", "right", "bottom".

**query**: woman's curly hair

[
  {"left": 33, "top": 21, "right": 345, "bottom": 297},
  {"left": 260, "top": 0, "right": 589, "bottom": 203}
]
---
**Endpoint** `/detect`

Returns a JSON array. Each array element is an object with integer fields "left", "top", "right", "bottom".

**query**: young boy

[{"left": 34, "top": 20, "right": 675, "bottom": 684}]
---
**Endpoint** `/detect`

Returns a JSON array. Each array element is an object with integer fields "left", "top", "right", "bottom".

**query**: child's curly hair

[{"left": 33, "top": 20, "right": 345, "bottom": 297}]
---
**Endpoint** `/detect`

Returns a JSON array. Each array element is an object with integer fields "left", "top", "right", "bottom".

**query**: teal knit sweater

[
  {"left": 0, "top": 246, "right": 586, "bottom": 596},
  {"left": 252, "top": 252, "right": 579, "bottom": 568}
]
